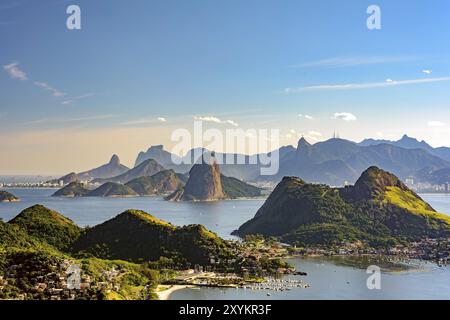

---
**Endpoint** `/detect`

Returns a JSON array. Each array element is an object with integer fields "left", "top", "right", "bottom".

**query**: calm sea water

[
  {"left": 0, "top": 188, "right": 265, "bottom": 240},
  {"left": 171, "top": 256, "right": 450, "bottom": 300},
  {"left": 1, "top": 189, "right": 449, "bottom": 300}
]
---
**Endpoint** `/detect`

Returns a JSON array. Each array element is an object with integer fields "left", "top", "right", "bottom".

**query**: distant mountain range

[
  {"left": 359, "top": 134, "right": 450, "bottom": 162},
  {"left": 93, "top": 159, "right": 165, "bottom": 184},
  {"left": 135, "top": 136, "right": 450, "bottom": 186},
  {"left": 49, "top": 155, "right": 129, "bottom": 184},
  {"left": 272, "top": 137, "right": 450, "bottom": 185},
  {"left": 52, "top": 134, "right": 450, "bottom": 188}
]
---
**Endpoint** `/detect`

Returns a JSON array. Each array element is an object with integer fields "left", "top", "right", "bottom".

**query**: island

[
  {"left": 125, "top": 170, "right": 187, "bottom": 196},
  {"left": 85, "top": 182, "right": 138, "bottom": 198},
  {"left": 166, "top": 155, "right": 262, "bottom": 201},
  {"left": 52, "top": 169, "right": 187, "bottom": 198},
  {"left": 52, "top": 158, "right": 262, "bottom": 200},
  {"left": 0, "top": 190, "right": 19, "bottom": 202},
  {"left": 52, "top": 182, "right": 91, "bottom": 197},
  {"left": 52, "top": 181, "right": 140, "bottom": 198}
]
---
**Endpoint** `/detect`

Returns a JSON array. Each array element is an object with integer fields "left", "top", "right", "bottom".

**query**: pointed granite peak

[
  {"left": 167, "top": 156, "right": 224, "bottom": 201},
  {"left": 109, "top": 154, "right": 120, "bottom": 165},
  {"left": 400, "top": 134, "right": 415, "bottom": 142},
  {"left": 297, "top": 137, "right": 311, "bottom": 150}
]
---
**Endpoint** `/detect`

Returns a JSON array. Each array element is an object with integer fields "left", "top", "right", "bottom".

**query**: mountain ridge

[
  {"left": 49, "top": 155, "right": 130, "bottom": 184},
  {"left": 234, "top": 167, "right": 450, "bottom": 246},
  {"left": 132, "top": 137, "right": 450, "bottom": 186},
  {"left": 94, "top": 159, "right": 165, "bottom": 184}
]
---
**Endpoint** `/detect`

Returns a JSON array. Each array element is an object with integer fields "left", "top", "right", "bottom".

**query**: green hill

[
  {"left": 234, "top": 167, "right": 450, "bottom": 247},
  {"left": 0, "top": 220, "right": 47, "bottom": 253},
  {"left": 73, "top": 209, "right": 233, "bottom": 266},
  {"left": 0, "top": 190, "right": 19, "bottom": 202},
  {"left": 221, "top": 175, "right": 262, "bottom": 198},
  {"left": 125, "top": 170, "right": 187, "bottom": 196},
  {"left": 52, "top": 182, "right": 90, "bottom": 197},
  {"left": 9, "top": 205, "right": 82, "bottom": 252},
  {"left": 87, "top": 182, "right": 138, "bottom": 197}
]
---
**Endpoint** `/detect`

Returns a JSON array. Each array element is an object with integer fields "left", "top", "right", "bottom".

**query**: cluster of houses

[{"left": 0, "top": 258, "right": 126, "bottom": 300}]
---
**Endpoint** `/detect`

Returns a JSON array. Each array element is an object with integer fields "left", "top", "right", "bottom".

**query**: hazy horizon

[
  {"left": 2, "top": 0, "right": 450, "bottom": 175},
  {"left": 0, "top": 133, "right": 445, "bottom": 176}
]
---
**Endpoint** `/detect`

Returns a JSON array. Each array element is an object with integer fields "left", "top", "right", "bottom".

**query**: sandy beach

[{"left": 156, "top": 285, "right": 194, "bottom": 300}]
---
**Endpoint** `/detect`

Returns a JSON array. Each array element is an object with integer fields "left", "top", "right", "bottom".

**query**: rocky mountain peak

[
  {"left": 182, "top": 159, "right": 225, "bottom": 201},
  {"left": 297, "top": 137, "right": 311, "bottom": 150},
  {"left": 348, "top": 166, "right": 408, "bottom": 200},
  {"left": 109, "top": 154, "right": 120, "bottom": 165}
]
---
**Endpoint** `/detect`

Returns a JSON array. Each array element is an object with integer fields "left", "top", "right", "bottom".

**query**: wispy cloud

[
  {"left": 193, "top": 116, "right": 239, "bottom": 127},
  {"left": 290, "top": 56, "right": 416, "bottom": 69},
  {"left": 298, "top": 114, "right": 314, "bottom": 120},
  {"left": 61, "top": 93, "right": 98, "bottom": 105},
  {"left": 422, "top": 69, "right": 432, "bottom": 75},
  {"left": 334, "top": 112, "right": 357, "bottom": 121},
  {"left": 285, "top": 77, "right": 450, "bottom": 93},
  {"left": 3, "top": 61, "right": 96, "bottom": 104},
  {"left": 428, "top": 121, "right": 446, "bottom": 127},
  {"left": 34, "top": 82, "right": 65, "bottom": 97},
  {"left": 3, "top": 62, "right": 27, "bottom": 80},
  {"left": 121, "top": 117, "right": 169, "bottom": 126},
  {"left": 26, "top": 114, "right": 118, "bottom": 125}
]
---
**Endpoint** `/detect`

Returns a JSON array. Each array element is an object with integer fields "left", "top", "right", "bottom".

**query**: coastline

[{"left": 155, "top": 285, "right": 195, "bottom": 300}]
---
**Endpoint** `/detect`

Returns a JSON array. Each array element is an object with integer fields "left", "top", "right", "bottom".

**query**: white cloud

[
  {"left": 298, "top": 114, "right": 314, "bottom": 120},
  {"left": 386, "top": 78, "right": 393, "bottom": 83},
  {"left": 334, "top": 112, "right": 357, "bottom": 121},
  {"left": 428, "top": 121, "right": 446, "bottom": 127},
  {"left": 121, "top": 117, "right": 169, "bottom": 126},
  {"left": 290, "top": 56, "right": 416, "bottom": 69},
  {"left": 422, "top": 70, "right": 432, "bottom": 75},
  {"left": 193, "top": 116, "right": 239, "bottom": 127},
  {"left": 307, "top": 131, "right": 322, "bottom": 137},
  {"left": 3, "top": 62, "right": 27, "bottom": 81},
  {"left": 285, "top": 77, "right": 450, "bottom": 93},
  {"left": 26, "top": 114, "right": 118, "bottom": 125},
  {"left": 61, "top": 93, "right": 98, "bottom": 105},
  {"left": 34, "top": 82, "right": 65, "bottom": 97}
]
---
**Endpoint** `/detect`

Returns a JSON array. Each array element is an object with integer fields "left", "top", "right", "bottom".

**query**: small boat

[{"left": 266, "top": 293, "right": 271, "bottom": 296}]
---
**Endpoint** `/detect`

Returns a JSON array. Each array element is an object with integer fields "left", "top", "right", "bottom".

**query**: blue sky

[{"left": 1, "top": 0, "right": 450, "bottom": 174}]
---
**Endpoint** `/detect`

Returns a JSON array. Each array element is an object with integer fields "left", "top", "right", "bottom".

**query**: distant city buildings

[
  {"left": 406, "top": 181, "right": 450, "bottom": 194},
  {"left": 0, "top": 179, "right": 97, "bottom": 189}
]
